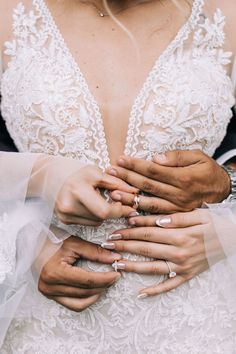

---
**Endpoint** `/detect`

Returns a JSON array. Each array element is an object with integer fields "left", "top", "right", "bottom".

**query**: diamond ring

[{"left": 165, "top": 261, "right": 177, "bottom": 278}]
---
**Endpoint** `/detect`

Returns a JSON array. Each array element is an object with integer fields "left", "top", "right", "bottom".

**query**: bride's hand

[
  {"left": 38, "top": 236, "right": 121, "bottom": 312},
  {"left": 55, "top": 164, "right": 138, "bottom": 225},
  {"left": 106, "top": 150, "right": 230, "bottom": 214},
  {"left": 101, "top": 210, "right": 223, "bottom": 297},
  {"left": 30, "top": 155, "right": 138, "bottom": 225}
]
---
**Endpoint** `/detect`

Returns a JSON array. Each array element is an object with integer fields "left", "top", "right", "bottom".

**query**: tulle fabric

[
  {"left": 0, "top": 152, "right": 85, "bottom": 346},
  {"left": 202, "top": 202, "right": 236, "bottom": 317}
]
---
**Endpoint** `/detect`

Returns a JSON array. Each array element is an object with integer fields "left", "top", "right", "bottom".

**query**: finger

[
  {"left": 113, "top": 259, "right": 178, "bottom": 275},
  {"left": 110, "top": 155, "right": 181, "bottom": 187},
  {"left": 57, "top": 214, "right": 103, "bottom": 226},
  {"left": 78, "top": 185, "right": 136, "bottom": 220},
  {"left": 155, "top": 210, "right": 210, "bottom": 228},
  {"left": 107, "top": 163, "right": 180, "bottom": 191},
  {"left": 60, "top": 265, "right": 121, "bottom": 288},
  {"left": 110, "top": 191, "right": 184, "bottom": 214},
  {"left": 128, "top": 214, "right": 164, "bottom": 227},
  {"left": 108, "top": 227, "right": 177, "bottom": 245},
  {"left": 52, "top": 294, "right": 101, "bottom": 312},
  {"left": 68, "top": 237, "right": 122, "bottom": 264},
  {"left": 152, "top": 149, "right": 203, "bottom": 167},
  {"left": 96, "top": 172, "right": 139, "bottom": 194},
  {"left": 39, "top": 282, "right": 105, "bottom": 298},
  {"left": 101, "top": 240, "right": 179, "bottom": 263},
  {"left": 128, "top": 211, "right": 209, "bottom": 227},
  {"left": 138, "top": 275, "right": 186, "bottom": 297}
]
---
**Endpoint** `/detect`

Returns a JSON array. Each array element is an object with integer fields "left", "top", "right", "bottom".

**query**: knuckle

[
  {"left": 151, "top": 263, "right": 160, "bottom": 274},
  {"left": 141, "top": 180, "right": 155, "bottom": 193},
  {"left": 85, "top": 277, "right": 96, "bottom": 287},
  {"left": 57, "top": 199, "right": 73, "bottom": 216},
  {"left": 96, "top": 205, "right": 110, "bottom": 220},
  {"left": 138, "top": 245, "right": 151, "bottom": 257},
  {"left": 175, "top": 249, "right": 189, "bottom": 264},
  {"left": 176, "top": 150, "right": 184, "bottom": 167},
  {"left": 143, "top": 230, "right": 151, "bottom": 241},
  {"left": 147, "top": 164, "right": 158, "bottom": 176},
  {"left": 179, "top": 173, "right": 191, "bottom": 187},
  {"left": 148, "top": 202, "right": 160, "bottom": 213},
  {"left": 175, "top": 234, "right": 188, "bottom": 246},
  {"left": 40, "top": 267, "right": 56, "bottom": 283},
  {"left": 38, "top": 280, "right": 49, "bottom": 296}
]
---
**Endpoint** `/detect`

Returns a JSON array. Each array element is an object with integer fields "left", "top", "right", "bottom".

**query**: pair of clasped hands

[{"left": 39, "top": 150, "right": 230, "bottom": 312}]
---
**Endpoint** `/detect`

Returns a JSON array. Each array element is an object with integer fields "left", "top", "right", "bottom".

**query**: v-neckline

[{"left": 35, "top": 0, "right": 204, "bottom": 168}]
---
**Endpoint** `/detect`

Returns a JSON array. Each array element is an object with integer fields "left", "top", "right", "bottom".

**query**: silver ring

[
  {"left": 165, "top": 261, "right": 177, "bottom": 278},
  {"left": 133, "top": 194, "right": 141, "bottom": 209}
]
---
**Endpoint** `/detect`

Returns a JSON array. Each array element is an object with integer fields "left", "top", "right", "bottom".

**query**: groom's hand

[
  {"left": 107, "top": 150, "right": 230, "bottom": 214},
  {"left": 38, "top": 236, "right": 121, "bottom": 312}
]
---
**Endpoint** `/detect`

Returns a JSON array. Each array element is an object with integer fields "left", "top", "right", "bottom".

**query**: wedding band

[
  {"left": 133, "top": 194, "right": 140, "bottom": 209},
  {"left": 165, "top": 261, "right": 177, "bottom": 278}
]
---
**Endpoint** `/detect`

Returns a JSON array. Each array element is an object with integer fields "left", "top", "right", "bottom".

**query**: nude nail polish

[
  {"left": 108, "top": 234, "right": 122, "bottom": 240},
  {"left": 156, "top": 216, "right": 171, "bottom": 227},
  {"left": 112, "top": 262, "right": 126, "bottom": 270},
  {"left": 101, "top": 242, "right": 115, "bottom": 250},
  {"left": 128, "top": 211, "right": 140, "bottom": 217},
  {"left": 137, "top": 293, "right": 148, "bottom": 299}
]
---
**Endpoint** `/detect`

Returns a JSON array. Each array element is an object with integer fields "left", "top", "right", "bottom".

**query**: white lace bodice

[
  {"left": 1, "top": 0, "right": 236, "bottom": 353},
  {"left": 1, "top": 0, "right": 235, "bottom": 167}
]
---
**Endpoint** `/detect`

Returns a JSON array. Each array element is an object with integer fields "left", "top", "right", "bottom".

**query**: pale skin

[{"left": 1, "top": 0, "right": 235, "bottom": 310}]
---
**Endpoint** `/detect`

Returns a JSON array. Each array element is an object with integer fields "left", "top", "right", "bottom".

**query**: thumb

[{"left": 152, "top": 150, "right": 203, "bottom": 167}]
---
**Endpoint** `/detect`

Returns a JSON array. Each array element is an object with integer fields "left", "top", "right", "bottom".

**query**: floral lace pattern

[{"left": 1, "top": 0, "right": 236, "bottom": 353}]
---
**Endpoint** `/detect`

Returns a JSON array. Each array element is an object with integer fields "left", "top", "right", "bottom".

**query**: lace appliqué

[{"left": 1, "top": 0, "right": 236, "bottom": 353}]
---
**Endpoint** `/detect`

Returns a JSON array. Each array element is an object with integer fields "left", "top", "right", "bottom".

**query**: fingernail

[
  {"left": 108, "top": 168, "right": 118, "bottom": 176},
  {"left": 156, "top": 216, "right": 172, "bottom": 227},
  {"left": 129, "top": 219, "right": 136, "bottom": 225},
  {"left": 111, "top": 252, "right": 122, "bottom": 260},
  {"left": 112, "top": 262, "right": 126, "bottom": 270},
  {"left": 101, "top": 242, "right": 116, "bottom": 250},
  {"left": 137, "top": 293, "right": 148, "bottom": 299},
  {"left": 108, "top": 234, "right": 122, "bottom": 240},
  {"left": 128, "top": 211, "right": 140, "bottom": 217},
  {"left": 153, "top": 153, "right": 167, "bottom": 162}
]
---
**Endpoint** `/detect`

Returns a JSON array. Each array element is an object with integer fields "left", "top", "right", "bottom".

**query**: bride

[{"left": 0, "top": 0, "right": 236, "bottom": 352}]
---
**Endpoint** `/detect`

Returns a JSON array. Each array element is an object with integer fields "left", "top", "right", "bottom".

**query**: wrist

[{"left": 222, "top": 165, "right": 236, "bottom": 203}]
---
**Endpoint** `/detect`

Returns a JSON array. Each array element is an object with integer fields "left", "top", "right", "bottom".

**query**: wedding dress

[{"left": 0, "top": 0, "right": 236, "bottom": 353}]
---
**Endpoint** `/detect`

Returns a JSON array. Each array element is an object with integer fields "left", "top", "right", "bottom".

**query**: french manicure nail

[
  {"left": 101, "top": 242, "right": 115, "bottom": 250},
  {"left": 112, "top": 262, "right": 126, "bottom": 270},
  {"left": 137, "top": 293, "right": 148, "bottom": 299},
  {"left": 129, "top": 211, "right": 140, "bottom": 217},
  {"left": 108, "top": 234, "right": 122, "bottom": 240},
  {"left": 156, "top": 216, "right": 172, "bottom": 227}
]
